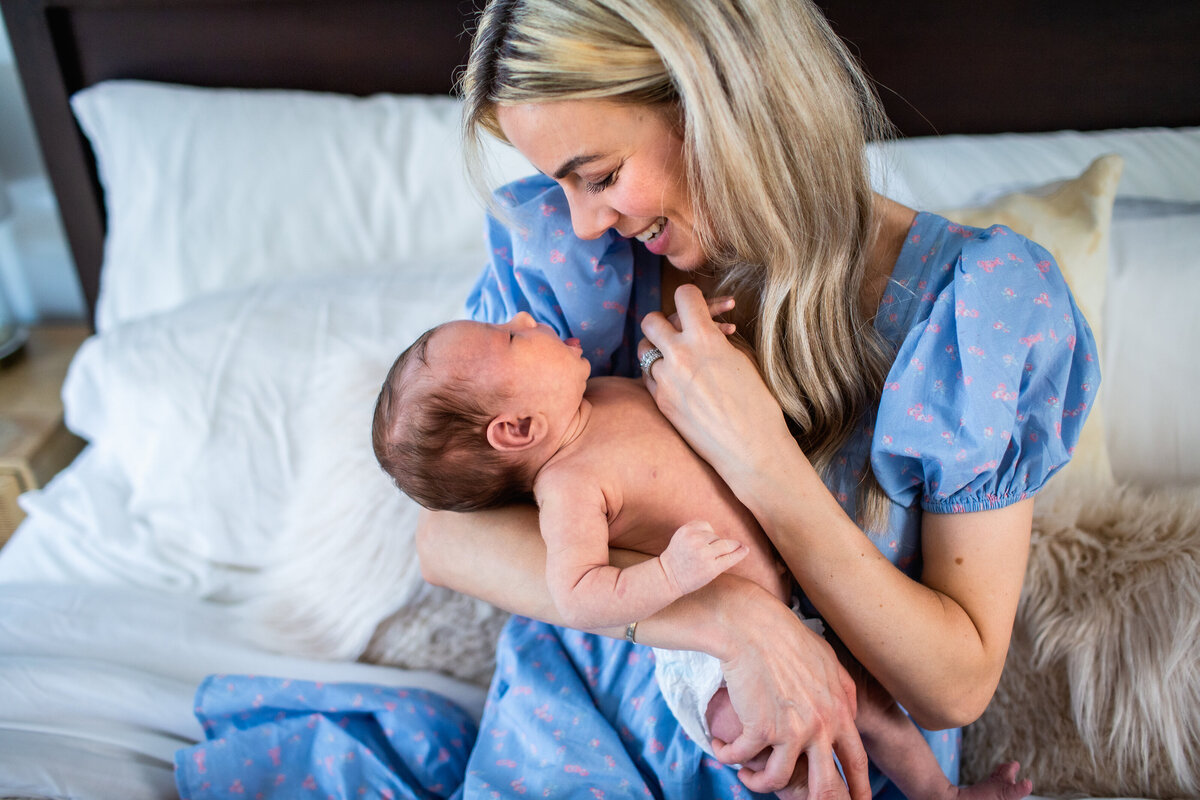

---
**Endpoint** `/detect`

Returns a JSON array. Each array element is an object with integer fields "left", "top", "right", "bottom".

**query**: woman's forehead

[{"left": 496, "top": 100, "right": 670, "bottom": 170}]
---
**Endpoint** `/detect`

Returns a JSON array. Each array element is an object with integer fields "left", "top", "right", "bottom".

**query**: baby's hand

[{"left": 660, "top": 521, "right": 748, "bottom": 595}]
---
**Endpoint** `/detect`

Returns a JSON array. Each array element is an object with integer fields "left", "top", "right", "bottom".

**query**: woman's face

[{"left": 496, "top": 100, "right": 705, "bottom": 271}]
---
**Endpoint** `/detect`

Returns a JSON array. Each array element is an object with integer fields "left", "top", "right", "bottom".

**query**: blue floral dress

[
  {"left": 175, "top": 175, "right": 1099, "bottom": 798},
  {"left": 462, "top": 175, "right": 1099, "bottom": 797}
]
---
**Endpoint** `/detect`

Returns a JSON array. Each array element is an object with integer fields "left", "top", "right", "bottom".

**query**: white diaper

[
  {"left": 654, "top": 647, "right": 726, "bottom": 755},
  {"left": 654, "top": 611, "right": 825, "bottom": 756}
]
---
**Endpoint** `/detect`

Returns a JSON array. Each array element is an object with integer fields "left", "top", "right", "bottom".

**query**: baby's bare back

[{"left": 580, "top": 377, "right": 788, "bottom": 601}]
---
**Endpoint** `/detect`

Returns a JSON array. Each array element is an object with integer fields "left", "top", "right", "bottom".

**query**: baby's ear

[{"left": 486, "top": 413, "right": 545, "bottom": 452}]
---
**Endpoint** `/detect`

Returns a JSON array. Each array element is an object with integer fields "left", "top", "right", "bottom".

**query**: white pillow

[
  {"left": 62, "top": 262, "right": 479, "bottom": 599},
  {"left": 1105, "top": 205, "right": 1200, "bottom": 486},
  {"left": 71, "top": 81, "right": 533, "bottom": 330},
  {"left": 870, "top": 126, "right": 1200, "bottom": 210}
]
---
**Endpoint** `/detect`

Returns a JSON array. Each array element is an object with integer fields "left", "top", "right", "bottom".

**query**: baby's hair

[{"left": 372, "top": 324, "right": 535, "bottom": 512}]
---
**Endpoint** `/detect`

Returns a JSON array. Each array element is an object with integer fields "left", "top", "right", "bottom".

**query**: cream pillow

[{"left": 940, "top": 153, "right": 1124, "bottom": 489}]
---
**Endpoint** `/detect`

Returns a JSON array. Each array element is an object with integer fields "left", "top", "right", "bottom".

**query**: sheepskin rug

[{"left": 962, "top": 480, "right": 1200, "bottom": 798}]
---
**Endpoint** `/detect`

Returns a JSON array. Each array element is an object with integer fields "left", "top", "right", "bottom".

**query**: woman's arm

[
  {"left": 640, "top": 285, "right": 1032, "bottom": 729},
  {"left": 416, "top": 505, "right": 870, "bottom": 798},
  {"left": 734, "top": 442, "right": 1033, "bottom": 729}
]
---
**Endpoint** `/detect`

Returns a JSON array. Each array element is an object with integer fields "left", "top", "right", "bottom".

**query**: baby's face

[{"left": 428, "top": 313, "right": 591, "bottom": 417}]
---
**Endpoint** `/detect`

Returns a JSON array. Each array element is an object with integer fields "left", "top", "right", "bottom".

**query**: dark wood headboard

[{"left": 3, "top": 0, "right": 1199, "bottom": 326}]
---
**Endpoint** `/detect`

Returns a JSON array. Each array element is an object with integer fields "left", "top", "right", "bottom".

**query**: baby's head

[{"left": 372, "top": 313, "right": 590, "bottom": 512}]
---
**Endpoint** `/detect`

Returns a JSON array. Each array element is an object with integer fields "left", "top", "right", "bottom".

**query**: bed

[{"left": 0, "top": 1, "right": 1197, "bottom": 798}]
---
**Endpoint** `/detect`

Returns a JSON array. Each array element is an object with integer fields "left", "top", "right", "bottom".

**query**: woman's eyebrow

[{"left": 553, "top": 153, "right": 602, "bottom": 180}]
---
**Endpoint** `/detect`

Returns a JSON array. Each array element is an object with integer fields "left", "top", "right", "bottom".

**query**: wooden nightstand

[{"left": 0, "top": 324, "right": 91, "bottom": 548}]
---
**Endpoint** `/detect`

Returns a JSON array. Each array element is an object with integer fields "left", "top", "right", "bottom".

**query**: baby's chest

[{"left": 603, "top": 441, "right": 747, "bottom": 550}]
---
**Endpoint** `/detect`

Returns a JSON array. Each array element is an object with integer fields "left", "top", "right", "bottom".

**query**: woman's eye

[{"left": 584, "top": 169, "right": 618, "bottom": 195}]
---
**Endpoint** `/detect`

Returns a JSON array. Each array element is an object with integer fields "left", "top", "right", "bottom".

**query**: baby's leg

[
  {"left": 707, "top": 681, "right": 1032, "bottom": 800},
  {"left": 854, "top": 668, "right": 1032, "bottom": 800},
  {"left": 706, "top": 686, "right": 743, "bottom": 747}
]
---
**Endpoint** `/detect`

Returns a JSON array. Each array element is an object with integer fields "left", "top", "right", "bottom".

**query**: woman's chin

[{"left": 665, "top": 251, "right": 707, "bottom": 273}]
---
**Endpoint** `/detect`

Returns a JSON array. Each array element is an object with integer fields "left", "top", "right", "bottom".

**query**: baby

[{"left": 373, "top": 311, "right": 1031, "bottom": 800}]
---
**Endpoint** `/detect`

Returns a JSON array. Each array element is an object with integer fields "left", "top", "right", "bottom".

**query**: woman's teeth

[{"left": 635, "top": 218, "right": 665, "bottom": 243}]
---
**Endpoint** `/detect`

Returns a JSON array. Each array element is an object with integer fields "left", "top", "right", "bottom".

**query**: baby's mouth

[{"left": 635, "top": 217, "right": 665, "bottom": 243}]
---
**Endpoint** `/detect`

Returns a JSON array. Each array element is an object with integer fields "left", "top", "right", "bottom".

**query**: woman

[{"left": 417, "top": 0, "right": 1099, "bottom": 796}]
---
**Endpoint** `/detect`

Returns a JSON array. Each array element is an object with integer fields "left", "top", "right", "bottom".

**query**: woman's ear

[{"left": 486, "top": 413, "right": 547, "bottom": 452}]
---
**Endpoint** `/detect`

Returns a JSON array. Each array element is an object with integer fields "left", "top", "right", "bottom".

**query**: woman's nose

[{"left": 566, "top": 188, "right": 620, "bottom": 241}]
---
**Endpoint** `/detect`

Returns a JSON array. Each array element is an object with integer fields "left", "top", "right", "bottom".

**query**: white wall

[{"left": 0, "top": 14, "right": 87, "bottom": 322}]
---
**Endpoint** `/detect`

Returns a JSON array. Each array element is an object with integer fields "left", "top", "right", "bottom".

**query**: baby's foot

[
  {"left": 660, "top": 521, "right": 747, "bottom": 595},
  {"left": 949, "top": 761, "right": 1032, "bottom": 800}
]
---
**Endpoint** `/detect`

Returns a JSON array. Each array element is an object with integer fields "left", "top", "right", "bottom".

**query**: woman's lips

[{"left": 637, "top": 217, "right": 670, "bottom": 256}]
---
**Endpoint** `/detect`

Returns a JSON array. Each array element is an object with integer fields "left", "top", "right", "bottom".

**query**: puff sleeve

[
  {"left": 872, "top": 225, "right": 1101, "bottom": 513},
  {"left": 465, "top": 175, "right": 657, "bottom": 377}
]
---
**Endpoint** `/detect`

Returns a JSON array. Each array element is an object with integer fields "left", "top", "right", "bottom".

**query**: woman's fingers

[
  {"left": 713, "top": 601, "right": 870, "bottom": 797},
  {"left": 801, "top": 746, "right": 852, "bottom": 800},
  {"left": 638, "top": 287, "right": 735, "bottom": 395},
  {"left": 640, "top": 287, "right": 734, "bottom": 345},
  {"left": 738, "top": 743, "right": 812, "bottom": 795},
  {"left": 673, "top": 283, "right": 723, "bottom": 329},
  {"left": 727, "top": 733, "right": 863, "bottom": 799},
  {"left": 835, "top": 731, "right": 873, "bottom": 800},
  {"left": 711, "top": 731, "right": 780, "bottom": 771},
  {"left": 664, "top": 291, "right": 735, "bottom": 333}
]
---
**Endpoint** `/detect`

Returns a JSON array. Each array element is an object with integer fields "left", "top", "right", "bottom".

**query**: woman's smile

[
  {"left": 635, "top": 216, "right": 671, "bottom": 255},
  {"left": 496, "top": 100, "right": 706, "bottom": 271}
]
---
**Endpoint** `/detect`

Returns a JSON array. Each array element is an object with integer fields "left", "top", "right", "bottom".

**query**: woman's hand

[
  {"left": 710, "top": 586, "right": 871, "bottom": 799},
  {"left": 639, "top": 284, "right": 793, "bottom": 489}
]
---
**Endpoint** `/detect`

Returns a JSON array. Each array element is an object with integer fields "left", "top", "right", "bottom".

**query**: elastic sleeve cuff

[{"left": 921, "top": 489, "right": 1035, "bottom": 514}]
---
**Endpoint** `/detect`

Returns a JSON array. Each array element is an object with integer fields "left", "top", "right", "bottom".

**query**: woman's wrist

[
  {"left": 724, "top": 429, "right": 829, "bottom": 535},
  {"left": 633, "top": 572, "right": 782, "bottom": 660}
]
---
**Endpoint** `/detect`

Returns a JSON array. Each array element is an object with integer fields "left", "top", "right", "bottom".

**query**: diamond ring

[{"left": 639, "top": 347, "right": 664, "bottom": 377}]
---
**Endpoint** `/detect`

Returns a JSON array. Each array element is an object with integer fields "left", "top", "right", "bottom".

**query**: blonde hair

[{"left": 461, "top": 0, "right": 895, "bottom": 530}]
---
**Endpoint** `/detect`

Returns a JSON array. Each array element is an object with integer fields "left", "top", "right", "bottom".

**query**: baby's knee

[{"left": 705, "top": 686, "right": 742, "bottom": 743}]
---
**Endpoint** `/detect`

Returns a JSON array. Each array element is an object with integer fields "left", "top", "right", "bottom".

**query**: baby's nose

[{"left": 511, "top": 311, "right": 538, "bottom": 328}]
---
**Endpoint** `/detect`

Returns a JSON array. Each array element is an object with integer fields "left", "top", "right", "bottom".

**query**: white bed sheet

[{"left": 0, "top": 582, "right": 486, "bottom": 799}]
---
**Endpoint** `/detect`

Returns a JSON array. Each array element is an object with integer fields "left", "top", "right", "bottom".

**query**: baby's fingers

[{"left": 662, "top": 525, "right": 746, "bottom": 595}]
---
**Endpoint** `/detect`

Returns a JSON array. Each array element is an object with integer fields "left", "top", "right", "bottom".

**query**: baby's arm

[{"left": 537, "top": 476, "right": 748, "bottom": 630}]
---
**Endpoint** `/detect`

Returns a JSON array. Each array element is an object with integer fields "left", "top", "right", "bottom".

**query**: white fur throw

[
  {"left": 238, "top": 354, "right": 509, "bottom": 687},
  {"left": 962, "top": 480, "right": 1200, "bottom": 797}
]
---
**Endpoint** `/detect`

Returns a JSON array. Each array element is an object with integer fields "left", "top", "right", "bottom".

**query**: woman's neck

[
  {"left": 861, "top": 195, "right": 917, "bottom": 318},
  {"left": 660, "top": 260, "right": 717, "bottom": 314}
]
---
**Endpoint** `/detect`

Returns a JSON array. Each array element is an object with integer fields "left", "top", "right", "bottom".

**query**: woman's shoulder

[
  {"left": 872, "top": 213, "right": 1101, "bottom": 512},
  {"left": 879, "top": 212, "right": 1067, "bottom": 342}
]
